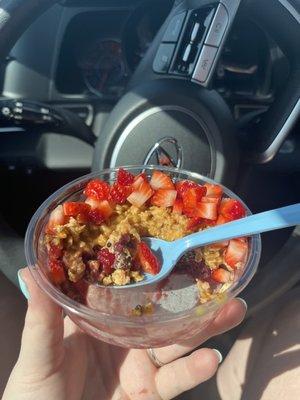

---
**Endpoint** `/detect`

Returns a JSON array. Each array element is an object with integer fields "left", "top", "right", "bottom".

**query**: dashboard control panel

[{"left": 153, "top": 0, "right": 240, "bottom": 87}]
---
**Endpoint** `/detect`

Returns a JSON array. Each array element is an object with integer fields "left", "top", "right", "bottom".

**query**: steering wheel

[
  {"left": 0, "top": 0, "right": 299, "bottom": 313},
  {"left": 0, "top": 0, "right": 299, "bottom": 184},
  {"left": 0, "top": 0, "right": 299, "bottom": 180}
]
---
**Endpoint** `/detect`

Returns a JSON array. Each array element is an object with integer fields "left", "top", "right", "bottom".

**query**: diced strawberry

[
  {"left": 132, "top": 173, "right": 147, "bottom": 189},
  {"left": 88, "top": 209, "right": 105, "bottom": 225},
  {"left": 209, "top": 240, "right": 229, "bottom": 250},
  {"left": 193, "top": 202, "right": 218, "bottom": 220},
  {"left": 173, "top": 198, "right": 183, "bottom": 214},
  {"left": 97, "top": 248, "right": 115, "bottom": 274},
  {"left": 63, "top": 202, "right": 91, "bottom": 217},
  {"left": 83, "top": 179, "right": 110, "bottom": 201},
  {"left": 77, "top": 212, "right": 92, "bottom": 224},
  {"left": 110, "top": 183, "right": 132, "bottom": 204},
  {"left": 127, "top": 181, "right": 153, "bottom": 207},
  {"left": 182, "top": 186, "right": 206, "bottom": 216},
  {"left": 98, "top": 200, "right": 114, "bottom": 219},
  {"left": 211, "top": 268, "right": 231, "bottom": 283},
  {"left": 48, "top": 244, "right": 63, "bottom": 260},
  {"left": 237, "top": 236, "right": 248, "bottom": 243},
  {"left": 204, "top": 183, "right": 223, "bottom": 198},
  {"left": 187, "top": 217, "right": 202, "bottom": 231},
  {"left": 150, "top": 170, "right": 175, "bottom": 190},
  {"left": 151, "top": 189, "right": 177, "bottom": 208},
  {"left": 216, "top": 214, "right": 230, "bottom": 225},
  {"left": 201, "top": 196, "right": 220, "bottom": 204},
  {"left": 224, "top": 238, "right": 248, "bottom": 269},
  {"left": 95, "top": 199, "right": 113, "bottom": 219},
  {"left": 200, "top": 218, "right": 217, "bottom": 227},
  {"left": 85, "top": 197, "right": 100, "bottom": 209},
  {"left": 117, "top": 168, "right": 135, "bottom": 186},
  {"left": 132, "top": 176, "right": 144, "bottom": 190},
  {"left": 46, "top": 205, "right": 66, "bottom": 233},
  {"left": 49, "top": 259, "right": 66, "bottom": 284},
  {"left": 137, "top": 242, "right": 160, "bottom": 275},
  {"left": 219, "top": 198, "right": 246, "bottom": 221},
  {"left": 85, "top": 198, "right": 114, "bottom": 222},
  {"left": 176, "top": 180, "right": 205, "bottom": 199}
]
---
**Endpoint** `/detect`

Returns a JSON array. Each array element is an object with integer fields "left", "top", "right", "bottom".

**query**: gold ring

[{"left": 147, "top": 348, "right": 165, "bottom": 368}]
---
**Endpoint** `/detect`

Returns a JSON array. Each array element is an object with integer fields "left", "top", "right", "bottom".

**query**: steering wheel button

[
  {"left": 182, "top": 44, "right": 192, "bottom": 62},
  {"left": 153, "top": 44, "right": 176, "bottom": 73},
  {"left": 204, "top": 3, "right": 229, "bottom": 47},
  {"left": 162, "top": 12, "right": 186, "bottom": 43},
  {"left": 192, "top": 45, "right": 218, "bottom": 83},
  {"left": 190, "top": 22, "right": 200, "bottom": 42}
]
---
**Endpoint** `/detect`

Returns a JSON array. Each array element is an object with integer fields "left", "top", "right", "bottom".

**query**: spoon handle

[{"left": 177, "top": 203, "right": 300, "bottom": 251}]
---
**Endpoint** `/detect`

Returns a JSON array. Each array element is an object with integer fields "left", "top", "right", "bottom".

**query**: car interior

[{"left": 0, "top": 0, "right": 299, "bottom": 397}]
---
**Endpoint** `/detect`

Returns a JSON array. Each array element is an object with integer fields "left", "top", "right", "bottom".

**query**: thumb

[{"left": 17, "top": 267, "right": 64, "bottom": 377}]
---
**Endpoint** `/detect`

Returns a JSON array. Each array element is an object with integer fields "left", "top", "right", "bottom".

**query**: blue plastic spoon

[{"left": 113, "top": 203, "right": 300, "bottom": 288}]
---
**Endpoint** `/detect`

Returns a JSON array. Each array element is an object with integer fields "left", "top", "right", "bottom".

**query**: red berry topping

[
  {"left": 173, "top": 198, "right": 183, "bottom": 214},
  {"left": 131, "top": 258, "right": 142, "bottom": 271},
  {"left": 97, "top": 248, "right": 115, "bottom": 274},
  {"left": 224, "top": 238, "right": 248, "bottom": 269},
  {"left": 127, "top": 181, "right": 153, "bottom": 207},
  {"left": 211, "top": 268, "right": 231, "bottom": 283},
  {"left": 117, "top": 168, "right": 135, "bottom": 186},
  {"left": 203, "top": 183, "right": 223, "bottom": 198},
  {"left": 85, "top": 198, "right": 114, "bottom": 219},
  {"left": 219, "top": 199, "right": 246, "bottom": 221},
  {"left": 200, "top": 218, "right": 217, "bottom": 227},
  {"left": 200, "top": 196, "right": 220, "bottom": 204},
  {"left": 48, "top": 244, "right": 63, "bottom": 260},
  {"left": 216, "top": 214, "right": 230, "bottom": 225},
  {"left": 137, "top": 242, "right": 160, "bottom": 275},
  {"left": 110, "top": 183, "right": 132, "bottom": 204},
  {"left": 193, "top": 202, "right": 218, "bottom": 220},
  {"left": 176, "top": 180, "right": 205, "bottom": 199},
  {"left": 49, "top": 259, "right": 66, "bottom": 284},
  {"left": 182, "top": 186, "right": 206, "bottom": 216},
  {"left": 187, "top": 217, "right": 202, "bottom": 231},
  {"left": 150, "top": 170, "right": 175, "bottom": 190},
  {"left": 83, "top": 179, "right": 110, "bottom": 201},
  {"left": 151, "top": 189, "right": 177, "bottom": 208},
  {"left": 132, "top": 173, "right": 147, "bottom": 190},
  {"left": 88, "top": 209, "right": 105, "bottom": 225},
  {"left": 63, "top": 202, "right": 91, "bottom": 217},
  {"left": 46, "top": 205, "right": 66, "bottom": 233}
]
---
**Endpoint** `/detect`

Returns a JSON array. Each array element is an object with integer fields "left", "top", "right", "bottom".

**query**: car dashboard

[{"left": 0, "top": 0, "right": 294, "bottom": 173}]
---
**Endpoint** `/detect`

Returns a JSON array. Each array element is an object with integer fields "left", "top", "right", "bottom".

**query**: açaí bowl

[{"left": 25, "top": 166, "right": 261, "bottom": 348}]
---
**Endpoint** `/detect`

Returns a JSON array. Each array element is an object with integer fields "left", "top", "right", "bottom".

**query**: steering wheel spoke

[
  {"left": 129, "top": 0, "right": 241, "bottom": 88},
  {"left": 163, "top": 0, "right": 240, "bottom": 87}
]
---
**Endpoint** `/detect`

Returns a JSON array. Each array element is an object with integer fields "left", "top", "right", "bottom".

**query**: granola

[{"left": 44, "top": 168, "right": 249, "bottom": 305}]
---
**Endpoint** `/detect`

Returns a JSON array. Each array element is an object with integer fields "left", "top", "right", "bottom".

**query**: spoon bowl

[{"left": 126, "top": 238, "right": 176, "bottom": 288}]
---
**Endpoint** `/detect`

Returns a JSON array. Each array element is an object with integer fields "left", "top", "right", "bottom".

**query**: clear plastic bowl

[{"left": 25, "top": 166, "right": 261, "bottom": 348}]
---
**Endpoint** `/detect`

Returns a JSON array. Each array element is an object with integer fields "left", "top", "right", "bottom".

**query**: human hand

[{"left": 3, "top": 267, "right": 247, "bottom": 400}]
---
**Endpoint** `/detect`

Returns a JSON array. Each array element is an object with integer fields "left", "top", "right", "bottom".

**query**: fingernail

[
  {"left": 212, "top": 349, "right": 223, "bottom": 364},
  {"left": 236, "top": 297, "right": 248, "bottom": 311},
  {"left": 18, "top": 270, "right": 29, "bottom": 300}
]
